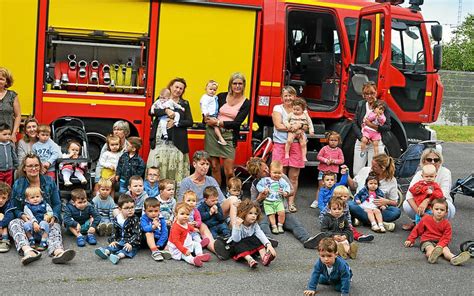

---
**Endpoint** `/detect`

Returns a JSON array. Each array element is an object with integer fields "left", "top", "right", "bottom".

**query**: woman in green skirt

[{"left": 204, "top": 72, "right": 251, "bottom": 186}]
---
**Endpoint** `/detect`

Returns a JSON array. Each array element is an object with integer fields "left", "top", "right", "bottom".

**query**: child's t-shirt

[
  {"left": 32, "top": 139, "right": 61, "bottom": 172},
  {"left": 200, "top": 94, "right": 219, "bottom": 117},
  {"left": 157, "top": 196, "right": 176, "bottom": 223}
]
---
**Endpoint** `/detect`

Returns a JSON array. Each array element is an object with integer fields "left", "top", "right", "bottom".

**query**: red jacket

[
  {"left": 407, "top": 215, "right": 452, "bottom": 247},
  {"left": 409, "top": 180, "right": 444, "bottom": 207},
  {"left": 169, "top": 221, "right": 195, "bottom": 254}
]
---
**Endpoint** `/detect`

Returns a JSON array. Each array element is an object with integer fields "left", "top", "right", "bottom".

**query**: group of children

[{"left": 301, "top": 131, "right": 471, "bottom": 294}]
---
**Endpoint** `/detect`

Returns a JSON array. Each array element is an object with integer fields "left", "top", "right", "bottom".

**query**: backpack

[{"left": 395, "top": 143, "right": 424, "bottom": 178}]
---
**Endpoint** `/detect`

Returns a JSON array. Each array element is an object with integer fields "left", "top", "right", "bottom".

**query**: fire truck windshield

[{"left": 390, "top": 20, "right": 425, "bottom": 72}]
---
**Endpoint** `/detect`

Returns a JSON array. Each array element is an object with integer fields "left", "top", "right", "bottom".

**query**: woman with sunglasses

[
  {"left": 8, "top": 154, "right": 75, "bottom": 265},
  {"left": 402, "top": 148, "right": 455, "bottom": 230},
  {"left": 204, "top": 72, "right": 250, "bottom": 186},
  {"left": 352, "top": 81, "right": 392, "bottom": 175}
]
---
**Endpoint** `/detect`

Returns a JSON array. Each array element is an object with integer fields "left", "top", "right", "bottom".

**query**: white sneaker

[
  {"left": 371, "top": 225, "right": 380, "bottom": 232},
  {"left": 64, "top": 181, "right": 73, "bottom": 186},
  {"left": 353, "top": 218, "right": 361, "bottom": 227},
  {"left": 310, "top": 200, "right": 318, "bottom": 209},
  {"left": 383, "top": 222, "right": 396, "bottom": 232}
]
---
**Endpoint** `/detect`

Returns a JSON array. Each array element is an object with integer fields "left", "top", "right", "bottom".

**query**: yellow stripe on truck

[
  {"left": 43, "top": 97, "right": 145, "bottom": 107},
  {"left": 0, "top": 0, "right": 38, "bottom": 115},
  {"left": 155, "top": 3, "right": 257, "bottom": 124}
]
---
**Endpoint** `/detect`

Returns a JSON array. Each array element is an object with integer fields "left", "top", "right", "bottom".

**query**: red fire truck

[{"left": 1, "top": 0, "right": 442, "bottom": 168}]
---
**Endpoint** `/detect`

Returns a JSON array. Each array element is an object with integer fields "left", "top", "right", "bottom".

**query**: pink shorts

[
  {"left": 272, "top": 142, "right": 305, "bottom": 168},
  {"left": 362, "top": 128, "right": 382, "bottom": 141}
]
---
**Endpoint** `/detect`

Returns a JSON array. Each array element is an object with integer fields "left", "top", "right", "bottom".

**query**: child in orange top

[
  {"left": 404, "top": 199, "right": 470, "bottom": 266},
  {"left": 167, "top": 202, "right": 211, "bottom": 267}
]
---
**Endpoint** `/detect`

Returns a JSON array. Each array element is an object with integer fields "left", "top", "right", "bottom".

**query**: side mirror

[
  {"left": 433, "top": 44, "right": 442, "bottom": 70},
  {"left": 392, "top": 21, "right": 408, "bottom": 31},
  {"left": 431, "top": 24, "right": 442, "bottom": 42}
]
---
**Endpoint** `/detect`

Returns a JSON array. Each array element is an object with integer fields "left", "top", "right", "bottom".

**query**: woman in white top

[
  {"left": 271, "top": 86, "right": 307, "bottom": 213},
  {"left": 402, "top": 148, "right": 455, "bottom": 230},
  {"left": 348, "top": 153, "right": 401, "bottom": 230}
]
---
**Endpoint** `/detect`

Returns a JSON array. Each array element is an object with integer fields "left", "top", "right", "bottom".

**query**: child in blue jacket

[
  {"left": 318, "top": 165, "right": 348, "bottom": 212},
  {"left": 0, "top": 182, "right": 14, "bottom": 252},
  {"left": 63, "top": 189, "right": 101, "bottom": 247},
  {"left": 305, "top": 237, "right": 352, "bottom": 296},
  {"left": 140, "top": 197, "right": 171, "bottom": 261},
  {"left": 198, "top": 186, "right": 230, "bottom": 239}
]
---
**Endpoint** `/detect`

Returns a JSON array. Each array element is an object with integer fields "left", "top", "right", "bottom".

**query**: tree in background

[{"left": 442, "top": 14, "right": 474, "bottom": 71}]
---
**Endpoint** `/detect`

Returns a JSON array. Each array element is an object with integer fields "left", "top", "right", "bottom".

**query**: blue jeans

[
  {"left": 260, "top": 212, "right": 309, "bottom": 243},
  {"left": 209, "top": 223, "right": 230, "bottom": 238},
  {"left": 349, "top": 201, "right": 401, "bottom": 226},
  {"left": 106, "top": 242, "right": 138, "bottom": 258},
  {"left": 118, "top": 178, "right": 128, "bottom": 194},
  {"left": 319, "top": 274, "right": 342, "bottom": 292}
]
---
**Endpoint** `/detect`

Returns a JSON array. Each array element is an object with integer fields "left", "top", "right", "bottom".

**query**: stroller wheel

[{"left": 459, "top": 240, "right": 474, "bottom": 257}]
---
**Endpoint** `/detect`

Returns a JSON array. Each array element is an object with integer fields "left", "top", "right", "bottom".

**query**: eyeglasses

[
  {"left": 232, "top": 82, "right": 243, "bottom": 85},
  {"left": 425, "top": 157, "right": 440, "bottom": 163},
  {"left": 25, "top": 164, "right": 41, "bottom": 169},
  {"left": 193, "top": 150, "right": 210, "bottom": 160}
]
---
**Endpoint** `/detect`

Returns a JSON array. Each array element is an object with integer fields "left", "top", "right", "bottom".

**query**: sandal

[
  {"left": 52, "top": 249, "right": 76, "bottom": 264},
  {"left": 248, "top": 259, "right": 258, "bottom": 268},
  {"left": 288, "top": 204, "right": 298, "bottom": 213},
  {"left": 402, "top": 223, "right": 415, "bottom": 231},
  {"left": 21, "top": 249, "right": 42, "bottom": 265},
  {"left": 261, "top": 251, "right": 275, "bottom": 266}
]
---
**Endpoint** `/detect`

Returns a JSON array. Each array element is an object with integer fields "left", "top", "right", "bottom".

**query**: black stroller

[
  {"left": 52, "top": 117, "right": 93, "bottom": 199},
  {"left": 451, "top": 173, "right": 474, "bottom": 257}
]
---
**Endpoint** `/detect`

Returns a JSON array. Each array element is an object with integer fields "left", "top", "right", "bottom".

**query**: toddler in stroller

[
  {"left": 52, "top": 117, "right": 92, "bottom": 196},
  {"left": 60, "top": 140, "right": 87, "bottom": 186}
]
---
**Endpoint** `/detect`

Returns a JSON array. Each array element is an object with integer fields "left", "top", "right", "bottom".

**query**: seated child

[
  {"left": 144, "top": 166, "right": 160, "bottom": 198},
  {"left": 60, "top": 140, "right": 87, "bottom": 186},
  {"left": 198, "top": 186, "right": 230, "bottom": 239},
  {"left": 0, "top": 182, "right": 14, "bottom": 253},
  {"left": 226, "top": 176, "right": 243, "bottom": 200},
  {"left": 229, "top": 199, "right": 276, "bottom": 268},
  {"left": 320, "top": 197, "right": 358, "bottom": 259},
  {"left": 312, "top": 131, "right": 344, "bottom": 209},
  {"left": 183, "top": 190, "right": 210, "bottom": 247},
  {"left": 150, "top": 88, "right": 185, "bottom": 140},
  {"left": 317, "top": 166, "right": 348, "bottom": 212},
  {"left": 168, "top": 202, "right": 211, "bottom": 267},
  {"left": 360, "top": 100, "right": 386, "bottom": 157},
  {"left": 354, "top": 173, "right": 387, "bottom": 232},
  {"left": 157, "top": 179, "right": 177, "bottom": 227},
  {"left": 95, "top": 194, "right": 142, "bottom": 264},
  {"left": 98, "top": 134, "right": 122, "bottom": 181},
  {"left": 404, "top": 198, "right": 470, "bottom": 266},
  {"left": 319, "top": 185, "right": 374, "bottom": 243},
  {"left": 140, "top": 197, "right": 172, "bottom": 261},
  {"left": 256, "top": 160, "right": 290, "bottom": 234},
  {"left": 125, "top": 176, "right": 148, "bottom": 217},
  {"left": 200, "top": 80, "right": 227, "bottom": 145},
  {"left": 32, "top": 124, "right": 60, "bottom": 179},
  {"left": 284, "top": 98, "right": 314, "bottom": 161},
  {"left": 116, "top": 137, "right": 146, "bottom": 193},
  {"left": 92, "top": 178, "right": 117, "bottom": 236},
  {"left": 64, "top": 188, "right": 101, "bottom": 247},
  {"left": 23, "top": 187, "right": 53, "bottom": 251},
  {"left": 304, "top": 238, "right": 352, "bottom": 296},
  {"left": 408, "top": 164, "right": 444, "bottom": 224},
  {"left": 0, "top": 123, "right": 18, "bottom": 186}
]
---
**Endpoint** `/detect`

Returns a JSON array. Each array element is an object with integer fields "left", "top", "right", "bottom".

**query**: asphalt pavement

[{"left": 1, "top": 142, "right": 473, "bottom": 295}]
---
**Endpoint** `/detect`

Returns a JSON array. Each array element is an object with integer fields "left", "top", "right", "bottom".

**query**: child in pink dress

[
  {"left": 360, "top": 101, "right": 386, "bottom": 157},
  {"left": 311, "top": 131, "right": 344, "bottom": 209}
]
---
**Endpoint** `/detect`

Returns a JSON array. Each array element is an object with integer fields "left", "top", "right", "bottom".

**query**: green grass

[{"left": 430, "top": 125, "right": 474, "bottom": 142}]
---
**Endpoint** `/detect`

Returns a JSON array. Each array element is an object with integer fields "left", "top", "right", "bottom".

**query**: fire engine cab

[{"left": 0, "top": 0, "right": 442, "bottom": 169}]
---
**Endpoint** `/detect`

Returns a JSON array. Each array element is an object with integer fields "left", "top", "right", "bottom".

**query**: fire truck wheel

[{"left": 383, "top": 131, "right": 402, "bottom": 159}]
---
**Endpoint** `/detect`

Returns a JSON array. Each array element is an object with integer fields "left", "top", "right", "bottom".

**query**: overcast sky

[{"left": 420, "top": 0, "right": 473, "bottom": 41}]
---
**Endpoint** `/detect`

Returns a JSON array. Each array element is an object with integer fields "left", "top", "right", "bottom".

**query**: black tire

[
  {"left": 459, "top": 241, "right": 474, "bottom": 257},
  {"left": 342, "top": 131, "right": 356, "bottom": 177},
  {"left": 383, "top": 131, "right": 402, "bottom": 159}
]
